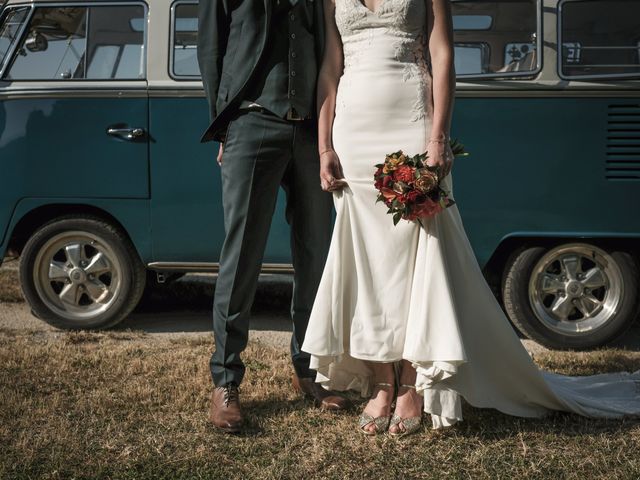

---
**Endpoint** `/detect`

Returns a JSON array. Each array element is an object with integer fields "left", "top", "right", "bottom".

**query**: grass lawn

[
  {"left": 0, "top": 260, "right": 22, "bottom": 303},
  {"left": 1, "top": 327, "right": 640, "bottom": 480}
]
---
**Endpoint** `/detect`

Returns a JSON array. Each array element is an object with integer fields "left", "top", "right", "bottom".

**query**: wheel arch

[
  {"left": 483, "top": 233, "right": 640, "bottom": 299},
  {"left": 6, "top": 203, "right": 145, "bottom": 265}
]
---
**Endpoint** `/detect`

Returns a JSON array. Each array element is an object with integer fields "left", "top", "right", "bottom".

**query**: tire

[
  {"left": 19, "top": 215, "right": 146, "bottom": 330},
  {"left": 502, "top": 243, "right": 640, "bottom": 349}
]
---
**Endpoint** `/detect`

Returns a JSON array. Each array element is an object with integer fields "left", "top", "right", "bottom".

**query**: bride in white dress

[{"left": 301, "top": 0, "right": 640, "bottom": 436}]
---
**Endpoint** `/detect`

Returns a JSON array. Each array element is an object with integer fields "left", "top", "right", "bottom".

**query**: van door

[{"left": 0, "top": 3, "right": 149, "bottom": 225}]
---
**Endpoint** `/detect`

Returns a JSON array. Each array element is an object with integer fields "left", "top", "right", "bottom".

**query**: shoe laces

[{"left": 223, "top": 384, "right": 239, "bottom": 407}]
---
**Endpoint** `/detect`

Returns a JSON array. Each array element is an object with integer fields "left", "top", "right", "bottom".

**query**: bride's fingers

[
  {"left": 328, "top": 178, "right": 348, "bottom": 191},
  {"left": 320, "top": 173, "right": 338, "bottom": 191},
  {"left": 321, "top": 176, "right": 347, "bottom": 192}
]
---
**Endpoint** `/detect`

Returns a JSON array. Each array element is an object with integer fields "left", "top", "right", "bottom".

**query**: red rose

[
  {"left": 414, "top": 198, "right": 443, "bottom": 218},
  {"left": 394, "top": 165, "right": 414, "bottom": 184},
  {"left": 382, "top": 175, "right": 393, "bottom": 188},
  {"left": 405, "top": 190, "right": 421, "bottom": 204},
  {"left": 380, "top": 187, "right": 397, "bottom": 201}
]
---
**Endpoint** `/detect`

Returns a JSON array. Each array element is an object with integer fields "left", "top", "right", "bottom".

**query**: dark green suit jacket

[{"left": 197, "top": 0, "right": 326, "bottom": 143}]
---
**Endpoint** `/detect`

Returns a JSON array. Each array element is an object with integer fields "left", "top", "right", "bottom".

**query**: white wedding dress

[{"left": 301, "top": 0, "right": 640, "bottom": 429}]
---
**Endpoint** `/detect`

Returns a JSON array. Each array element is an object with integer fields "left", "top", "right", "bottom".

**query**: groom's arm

[{"left": 197, "top": 0, "right": 231, "bottom": 126}]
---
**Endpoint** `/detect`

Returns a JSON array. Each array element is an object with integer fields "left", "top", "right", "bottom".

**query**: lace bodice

[
  {"left": 335, "top": 0, "right": 427, "bottom": 36},
  {"left": 333, "top": 0, "right": 433, "bottom": 121}
]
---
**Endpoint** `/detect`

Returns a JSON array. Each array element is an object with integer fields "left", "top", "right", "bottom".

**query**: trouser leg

[
  {"left": 211, "top": 111, "right": 292, "bottom": 387},
  {"left": 282, "top": 120, "right": 334, "bottom": 379}
]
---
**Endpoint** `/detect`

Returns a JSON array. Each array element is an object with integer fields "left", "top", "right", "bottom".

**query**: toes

[{"left": 389, "top": 423, "right": 403, "bottom": 435}]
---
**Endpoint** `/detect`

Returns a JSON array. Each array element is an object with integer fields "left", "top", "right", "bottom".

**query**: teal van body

[
  {"left": 0, "top": 0, "right": 638, "bottom": 348},
  {"left": 4, "top": 96, "right": 638, "bottom": 267}
]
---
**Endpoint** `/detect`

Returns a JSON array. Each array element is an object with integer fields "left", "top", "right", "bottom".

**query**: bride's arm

[
  {"left": 318, "top": 0, "right": 347, "bottom": 192},
  {"left": 426, "top": 0, "right": 456, "bottom": 176}
]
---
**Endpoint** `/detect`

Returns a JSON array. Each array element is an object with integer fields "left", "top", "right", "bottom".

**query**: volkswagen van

[{"left": 0, "top": 0, "right": 638, "bottom": 349}]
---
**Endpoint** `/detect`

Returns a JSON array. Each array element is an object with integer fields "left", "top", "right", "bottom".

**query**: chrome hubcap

[
  {"left": 33, "top": 231, "right": 123, "bottom": 321},
  {"left": 529, "top": 244, "right": 623, "bottom": 336}
]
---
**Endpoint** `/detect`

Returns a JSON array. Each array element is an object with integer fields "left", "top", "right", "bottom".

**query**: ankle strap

[
  {"left": 374, "top": 382, "right": 393, "bottom": 388},
  {"left": 399, "top": 384, "right": 416, "bottom": 389}
]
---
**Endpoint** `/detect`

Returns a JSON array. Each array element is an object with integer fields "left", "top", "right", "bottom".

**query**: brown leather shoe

[
  {"left": 209, "top": 384, "right": 243, "bottom": 433},
  {"left": 292, "top": 374, "right": 349, "bottom": 411}
]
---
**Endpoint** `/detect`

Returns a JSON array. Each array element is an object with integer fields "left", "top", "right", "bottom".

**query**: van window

[
  {"left": 452, "top": 0, "right": 539, "bottom": 78},
  {"left": 3, "top": 4, "right": 146, "bottom": 81},
  {"left": 171, "top": 1, "right": 200, "bottom": 79},
  {"left": 559, "top": 0, "right": 640, "bottom": 79},
  {"left": 0, "top": 6, "right": 29, "bottom": 68}
]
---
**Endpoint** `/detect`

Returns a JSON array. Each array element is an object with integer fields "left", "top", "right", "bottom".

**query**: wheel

[
  {"left": 502, "top": 243, "right": 640, "bottom": 349},
  {"left": 19, "top": 215, "right": 146, "bottom": 330}
]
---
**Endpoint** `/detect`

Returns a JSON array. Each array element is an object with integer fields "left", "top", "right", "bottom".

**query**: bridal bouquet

[{"left": 373, "top": 139, "right": 469, "bottom": 225}]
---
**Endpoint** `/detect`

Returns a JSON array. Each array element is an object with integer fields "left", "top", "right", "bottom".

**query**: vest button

[
  {"left": 291, "top": 51, "right": 297, "bottom": 58},
  {"left": 291, "top": 89, "right": 296, "bottom": 96},
  {"left": 291, "top": 71, "right": 296, "bottom": 77},
  {"left": 291, "top": 33, "right": 296, "bottom": 39}
]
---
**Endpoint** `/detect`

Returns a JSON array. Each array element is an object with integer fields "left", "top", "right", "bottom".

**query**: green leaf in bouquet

[
  {"left": 450, "top": 138, "right": 470, "bottom": 157},
  {"left": 393, "top": 212, "right": 402, "bottom": 225}
]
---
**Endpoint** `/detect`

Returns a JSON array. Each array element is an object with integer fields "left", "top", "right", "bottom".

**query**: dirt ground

[{"left": 1, "top": 260, "right": 640, "bottom": 355}]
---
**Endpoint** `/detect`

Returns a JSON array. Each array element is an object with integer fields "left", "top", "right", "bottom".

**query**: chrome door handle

[{"left": 107, "top": 127, "right": 146, "bottom": 140}]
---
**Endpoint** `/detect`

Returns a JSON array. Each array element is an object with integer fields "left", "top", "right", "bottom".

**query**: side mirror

[{"left": 24, "top": 31, "right": 48, "bottom": 52}]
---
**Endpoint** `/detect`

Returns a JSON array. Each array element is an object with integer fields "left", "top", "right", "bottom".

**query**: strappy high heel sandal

[
  {"left": 388, "top": 384, "right": 423, "bottom": 438},
  {"left": 358, "top": 382, "right": 394, "bottom": 436}
]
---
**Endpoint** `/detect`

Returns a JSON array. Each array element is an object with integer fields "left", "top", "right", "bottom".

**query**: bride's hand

[
  {"left": 425, "top": 141, "right": 454, "bottom": 178},
  {"left": 320, "top": 149, "right": 348, "bottom": 192}
]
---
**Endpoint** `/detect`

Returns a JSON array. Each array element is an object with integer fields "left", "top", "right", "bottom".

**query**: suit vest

[{"left": 243, "top": 0, "right": 317, "bottom": 119}]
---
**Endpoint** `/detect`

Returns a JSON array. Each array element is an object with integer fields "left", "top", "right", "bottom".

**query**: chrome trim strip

[
  {"left": 168, "top": 0, "right": 199, "bottom": 81},
  {"left": 145, "top": 87, "right": 640, "bottom": 98},
  {"left": 1, "top": 86, "right": 638, "bottom": 100},
  {"left": 452, "top": 90, "right": 640, "bottom": 97},
  {"left": 557, "top": 0, "right": 640, "bottom": 81},
  {"left": 453, "top": 0, "right": 544, "bottom": 81},
  {"left": 0, "top": 87, "right": 148, "bottom": 99},
  {"left": 147, "top": 262, "right": 295, "bottom": 274}
]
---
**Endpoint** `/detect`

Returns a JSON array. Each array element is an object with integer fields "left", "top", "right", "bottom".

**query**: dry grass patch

[
  {"left": 0, "top": 261, "right": 23, "bottom": 303},
  {"left": 1, "top": 331, "right": 640, "bottom": 480}
]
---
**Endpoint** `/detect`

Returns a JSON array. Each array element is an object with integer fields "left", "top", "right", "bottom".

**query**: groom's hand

[
  {"left": 320, "top": 149, "right": 347, "bottom": 192},
  {"left": 217, "top": 142, "right": 224, "bottom": 166}
]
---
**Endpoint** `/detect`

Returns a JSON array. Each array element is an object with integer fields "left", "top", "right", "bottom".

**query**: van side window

[
  {"left": 452, "top": 0, "right": 540, "bottom": 78},
  {"left": 559, "top": 0, "right": 640, "bottom": 79},
  {"left": 171, "top": 1, "right": 200, "bottom": 79},
  {"left": 3, "top": 4, "right": 146, "bottom": 81},
  {"left": 0, "top": 6, "right": 30, "bottom": 70}
]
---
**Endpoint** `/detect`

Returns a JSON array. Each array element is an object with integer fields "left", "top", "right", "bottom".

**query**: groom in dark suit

[{"left": 197, "top": 0, "right": 347, "bottom": 433}]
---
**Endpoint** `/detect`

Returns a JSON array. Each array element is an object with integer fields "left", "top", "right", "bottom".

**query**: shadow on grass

[{"left": 114, "top": 273, "right": 295, "bottom": 334}]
